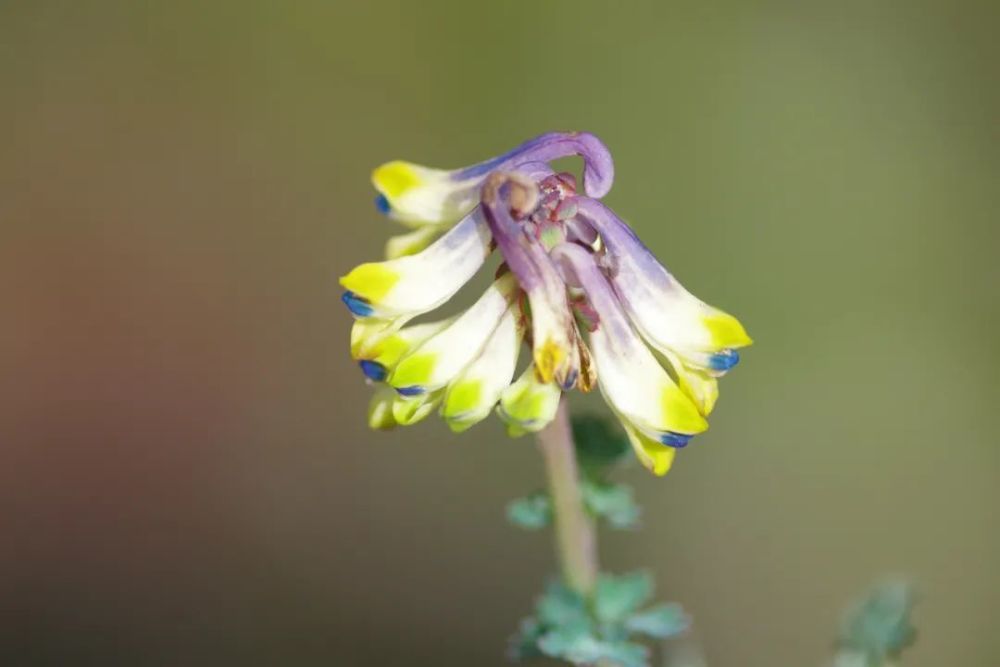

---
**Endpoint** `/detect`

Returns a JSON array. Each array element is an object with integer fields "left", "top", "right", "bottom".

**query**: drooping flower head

[{"left": 340, "top": 132, "right": 750, "bottom": 475}]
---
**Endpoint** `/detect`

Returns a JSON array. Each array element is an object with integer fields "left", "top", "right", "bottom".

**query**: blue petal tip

[
  {"left": 374, "top": 194, "right": 391, "bottom": 215},
  {"left": 560, "top": 370, "right": 578, "bottom": 390},
  {"left": 395, "top": 385, "right": 425, "bottom": 397},
  {"left": 660, "top": 432, "right": 693, "bottom": 448},
  {"left": 341, "top": 291, "right": 374, "bottom": 317},
  {"left": 708, "top": 350, "right": 740, "bottom": 372},
  {"left": 359, "top": 360, "right": 387, "bottom": 382}
]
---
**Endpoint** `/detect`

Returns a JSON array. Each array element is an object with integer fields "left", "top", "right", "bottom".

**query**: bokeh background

[{"left": 2, "top": 2, "right": 998, "bottom": 665}]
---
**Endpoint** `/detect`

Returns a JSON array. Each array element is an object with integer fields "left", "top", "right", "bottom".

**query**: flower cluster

[{"left": 340, "top": 133, "right": 750, "bottom": 475}]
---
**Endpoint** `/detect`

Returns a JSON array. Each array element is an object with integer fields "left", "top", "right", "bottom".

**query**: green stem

[{"left": 536, "top": 399, "right": 598, "bottom": 596}]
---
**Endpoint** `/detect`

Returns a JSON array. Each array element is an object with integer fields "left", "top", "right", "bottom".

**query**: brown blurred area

[{"left": 1, "top": 2, "right": 998, "bottom": 665}]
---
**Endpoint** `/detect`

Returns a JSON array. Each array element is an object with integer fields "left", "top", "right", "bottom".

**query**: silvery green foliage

[
  {"left": 833, "top": 580, "right": 917, "bottom": 667},
  {"left": 831, "top": 653, "right": 874, "bottom": 667},
  {"left": 581, "top": 480, "right": 640, "bottom": 529},
  {"left": 507, "top": 493, "right": 552, "bottom": 530},
  {"left": 510, "top": 574, "right": 689, "bottom": 667},
  {"left": 507, "top": 480, "right": 639, "bottom": 531},
  {"left": 624, "top": 604, "right": 688, "bottom": 639},
  {"left": 507, "top": 415, "right": 639, "bottom": 531}
]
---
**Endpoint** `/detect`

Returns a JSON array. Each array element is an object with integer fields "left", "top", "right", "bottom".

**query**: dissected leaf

[
  {"left": 537, "top": 619, "right": 603, "bottom": 664},
  {"left": 598, "top": 639, "right": 650, "bottom": 667},
  {"left": 538, "top": 624, "right": 650, "bottom": 667},
  {"left": 537, "top": 581, "right": 590, "bottom": 628},
  {"left": 625, "top": 603, "right": 689, "bottom": 639},
  {"left": 830, "top": 650, "right": 872, "bottom": 667},
  {"left": 838, "top": 580, "right": 917, "bottom": 660},
  {"left": 508, "top": 616, "right": 546, "bottom": 661},
  {"left": 595, "top": 572, "right": 655, "bottom": 624},
  {"left": 508, "top": 616, "right": 544, "bottom": 660},
  {"left": 506, "top": 493, "right": 551, "bottom": 530},
  {"left": 583, "top": 480, "right": 640, "bottom": 529},
  {"left": 513, "top": 573, "right": 688, "bottom": 667}
]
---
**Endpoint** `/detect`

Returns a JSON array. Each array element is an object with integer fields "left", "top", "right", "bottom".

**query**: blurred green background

[{"left": 2, "top": 1, "right": 998, "bottom": 665}]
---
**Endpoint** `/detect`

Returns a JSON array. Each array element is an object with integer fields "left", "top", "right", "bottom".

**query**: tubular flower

[{"left": 341, "top": 132, "right": 750, "bottom": 475}]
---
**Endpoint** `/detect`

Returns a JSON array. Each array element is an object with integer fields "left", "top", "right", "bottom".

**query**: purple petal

[
  {"left": 481, "top": 173, "right": 577, "bottom": 385},
  {"left": 454, "top": 132, "right": 614, "bottom": 198},
  {"left": 549, "top": 243, "right": 635, "bottom": 345}
]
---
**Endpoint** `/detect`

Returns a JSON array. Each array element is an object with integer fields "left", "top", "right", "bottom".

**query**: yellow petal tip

[
  {"left": 623, "top": 422, "right": 677, "bottom": 476},
  {"left": 662, "top": 386, "right": 709, "bottom": 435},
  {"left": 388, "top": 352, "right": 436, "bottom": 391},
  {"left": 367, "top": 388, "right": 399, "bottom": 430},
  {"left": 702, "top": 310, "right": 752, "bottom": 349},
  {"left": 391, "top": 393, "right": 439, "bottom": 426},
  {"left": 372, "top": 161, "right": 421, "bottom": 198},
  {"left": 651, "top": 453, "right": 674, "bottom": 476},
  {"left": 340, "top": 263, "right": 400, "bottom": 302},
  {"left": 676, "top": 367, "right": 720, "bottom": 417},
  {"left": 441, "top": 379, "right": 482, "bottom": 420}
]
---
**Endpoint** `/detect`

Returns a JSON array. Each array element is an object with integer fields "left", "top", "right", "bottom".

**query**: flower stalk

[{"left": 536, "top": 398, "right": 599, "bottom": 596}]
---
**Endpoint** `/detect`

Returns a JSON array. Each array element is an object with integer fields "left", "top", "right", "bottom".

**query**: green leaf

[
  {"left": 512, "top": 583, "right": 595, "bottom": 663},
  {"left": 838, "top": 580, "right": 917, "bottom": 660},
  {"left": 830, "top": 650, "right": 873, "bottom": 667},
  {"left": 595, "top": 572, "right": 654, "bottom": 624},
  {"left": 538, "top": 624, "right": 650, "bottom": 667},
  {"left": 506, "top": 493, "right": 551, "bottom": 530},
  {"left": 508, "top": 617, "right": 545, "bottom": 661},
  {"left": 537, "top": 619, "right": 603, "bottom": 664},
  {"left": 597, "top": 640, "right": 650, "bottom": 667},
  {"left": 625, "top": 603, "right": 689, "bottom": 639},
  {"left": 582, "top": 480, "right": 640, "bottom": 529},
  {"left": 537, "top": 581, "right": 590, "bottom": 627},
  {"left": 571, "top": 414, "right": 630, "bottom": 475},
  {"left": 513, "top": 574, "right": 685, "bottom": 666}
]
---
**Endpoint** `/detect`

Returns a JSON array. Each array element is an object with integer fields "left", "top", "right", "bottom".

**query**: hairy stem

[{"left": 536, "top": 399, "right": 598, "bottom": 595}]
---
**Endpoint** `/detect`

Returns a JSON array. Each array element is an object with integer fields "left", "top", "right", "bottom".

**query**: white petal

[
  {"left": 441, "top": 305, "right": 523, "bottom": 432},
  {"left": 384, "top": 225, "right": 444, "bottom": 259},
  {"left": 339, "top": 210, "right": 491, "bottom": 319},
  {"left": 388, "top": 274, "right": 517, "bottom": 395},
  {"left": 373, "top": 161, "right": 480, "bottom": 227},
  {"left": 552, "top": 243, "right": 707, "bottom": 441},
  {"left": 590, "top": 326, "right": 707, "bottom": 441},
  {"left": 525, "top": 287, "right": 579, "bottom": 389}
]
